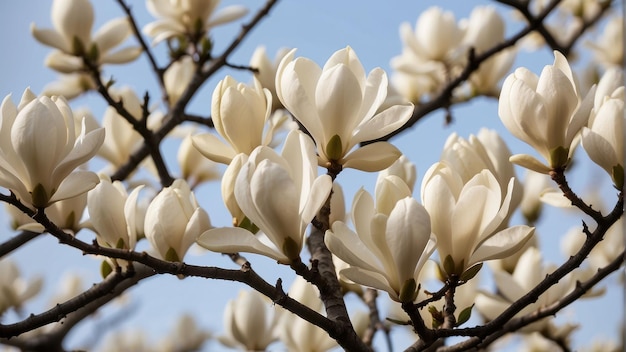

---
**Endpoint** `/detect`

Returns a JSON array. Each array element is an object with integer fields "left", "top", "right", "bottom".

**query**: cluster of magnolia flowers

[{"left": 1, "top": 0, "right": 624, "bottom": 350}]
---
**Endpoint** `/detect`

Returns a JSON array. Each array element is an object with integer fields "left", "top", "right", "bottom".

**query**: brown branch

[
  {"left": 110, "top": 0, "right": 280, "bottom": 183},
  {"left": 550, "top": 168, "right": 605, "bottom": 222},
  {"left": 362, "top": 288, "right": 393, "bottom": 351},
  {"left": 0, "top": 230, "right": 41, "bottom": 258},
  {"left": 366, "top": 0, "right": 563, "bottom": 144},
  {"left": 115, "top": 0, "right": 166, "bottom": 92}
]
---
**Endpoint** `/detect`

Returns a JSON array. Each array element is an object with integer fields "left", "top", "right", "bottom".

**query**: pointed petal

[
  {"left": 352, "top": 104, "right": 413, "bottom": 145},
  {"left": 49, "top": 171, "right": 100, "bottom": 204},
  {"left": 206, "top": 5, "right": 249, "bottom": 28},
  {"left": 191, "top": 133, "right": 237, "bottom": 164},
  {"left": 342, "top": 142, "right": 401, "bottom": 171},
  {"left": 340, "top": 267, "right": 398, "bottom": 301},
  {"left": 467, "top": 226, "right": 535, "bottom": 268},
  {"left": 100, "top": 47, "right": 142, "bottom": 64},
  {"left": 30, "top": 25, "right": 69, "bottom": 52},
  {"left": 509, "top": 154, "right": 551, "bottom": 174},
  {"left": 197, "top": 227, "right": 289, "bottom": 263},
  {"left": 325, "top": 223, "right": 381, "bottom": 273}
]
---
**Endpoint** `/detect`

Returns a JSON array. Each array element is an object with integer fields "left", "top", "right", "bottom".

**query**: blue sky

[{"left": 0, "top": 1, "right": 622, "bottom": 351}]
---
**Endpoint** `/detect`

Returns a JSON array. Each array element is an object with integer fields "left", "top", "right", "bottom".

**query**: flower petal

[
  {"left": 342, "top": 142, "right": 402, "bottom": 171},
  {"left": 197, "top": 227, "right": 289, "bottom": 263}
]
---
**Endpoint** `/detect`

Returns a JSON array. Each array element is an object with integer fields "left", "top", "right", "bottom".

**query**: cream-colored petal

[
  {"left": 342, "top": 142, "right": 402, "bottom": 171},
  {"left": 197, "top": 227, "right": 289, "bottom": 263},
  {"left": 340, "top": 267, "right": 397, "bottom": 301},
  {"left": 509, "top": 154, "right": 551, "bottom": 174},
  {"left": 100, "top": 47, "right": 142, "bottom": 64},
  {"left": 324, "top": 223, "right": 381, "bottom": 273},
  {"left": 206, "top": 5, "right": 248, "bottom": 28},
  {"left": 92, "top": 17, "right": 131, "bottom": 54},
  {"left": 467, "top": 226, "right": 535, "bottom": 268},
  {"left": 49, "top": 171, "right": 100, "bottom": 204},
  {"left": 352, "top": 103, "right": 413, "bottom": 145},
  {"left": 191, "top": 133, "right": 237, "bottom": 164},
  {"left": 45, "top": 51, "right": 83, "bottom": 73},
  {"left": 30, "top": 25, "right": 69, "bottom": 52}
]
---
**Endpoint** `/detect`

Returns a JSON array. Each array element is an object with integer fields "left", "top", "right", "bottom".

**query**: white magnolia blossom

[
  {"left": 0, "top": 259, "right": 43, "bottom": 316},
  {"left": 476, "top": 247, "right": 594, "bottom": 333},
  {"left": 177, "top": 134, "right": 220, "bottom": 188},
  {"left": 198, "top": 131, "right": 332, "bottom": 264},
  {"left": 279, "top": 277, "right": 339, "bottom": 352},
  {"left": 519, "top": 170, "right": 553, "bottom": 224},
  {"left": 421, "top": 162, "right": 534, "bottom": 277},
  {"left": 87, "top": 174, "right": 143, "bottom": 255},
  {"left": 377, "top": 154, "right": 417, "bottom": 192},
  {"left": 218, "top": 290, "right": 280, "bottom": 350},
  {"left": 399, "top": 7, "right": 463, "bottom": 64},
  {"left": 588, "top": 16, "right": 623, "bottom": 68},
  {"left": 276, "top": 46, "right": 414, "bottom": 171},
  {"left": 198, "top": 130, "right": 332, "bottom": 264},
  {"left": 441, "top": 129, "right": 523, "bottom": 215},
  {"left": 192, "top": 76, "right": 273, "bottom": 165},
  {"left": 164, "top": 56, "right": 195, "bottom": 105},
  {"left": 0, "top": 89, "right": 104, "bottom": 208},
  {"left": 144, "top": 179, "right": 211, "bottom": 261},
  {"left": 462, "top": 6, "right": 516, "bottom": 95},
  {"left": 499, "top": 51, "right": 596, "bottom": 173},
  {"left": 326, "top": 176, "right": 435, "bottom": 302},
  {"left": 250, "top": 46, "right": 291, "bottom": 111},
  {"left": 581, "top": 69, "right": 624, "bottom": 188},
  {"left": 6, "top": 192, "right": 88, "bottom": 234},
  {"left": 31, "top": 0, "right": 141, "bottom": 72},
  {"left": 42, "top": 73, "right": 95, "bottom": 100},
  {"left": 143, "top": 0, "right": 248, "bottom": 45},
  {"left": 160, "top": 314, "right": 211, "bottom": 352}
]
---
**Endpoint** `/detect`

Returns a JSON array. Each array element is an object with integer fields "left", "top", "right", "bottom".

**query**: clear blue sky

[{"left": 0, "top": 1, "right": 622, "bottom": 351}]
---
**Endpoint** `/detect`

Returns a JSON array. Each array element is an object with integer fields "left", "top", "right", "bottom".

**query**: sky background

[{"left": 0, "top": 1, "right": 623, "bottom": 351}]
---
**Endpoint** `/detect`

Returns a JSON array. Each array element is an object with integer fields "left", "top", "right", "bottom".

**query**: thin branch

[
  {"left": 366, "top": 0, "right": 563, "bottom": 143},
  {"left": 362, "top": 288, "right": 393, "bottom": 352},
  {"left": 115, "top": 0, "right": 166, "bottom": 91},
  {"left": 0, "top": 230, "right": 40, "bottom": 258},
  {"left": 110, "top": 0, "right": 280, "bottom": 182}
]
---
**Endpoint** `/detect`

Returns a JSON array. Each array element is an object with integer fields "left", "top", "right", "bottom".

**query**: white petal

[
  {"left": 352, "top": 104, "right": 413, "bottom": 145},
  {"left": 49, "top": 171, "right": 100, "bottom": 204},
  {"left": 340, "top": 267, "right": 398, "bottom": 301},
  {"left": 467, "top": 226, "right": 535, "bottom": 268},
  {"left": 342, "top": 142, "right": 402, "bottom": 171},
  {"left": 197, "top": 227, "right": 289, "bottom": 263}
]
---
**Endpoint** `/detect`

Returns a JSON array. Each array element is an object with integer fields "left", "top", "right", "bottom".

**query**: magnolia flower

[
  {"left": 462, "top": 6, "right": 515, "bottom": 95},
  {"left": 421, "top": 162, "right": 534, "bottom": 278},
  {"left": 87, "top": 175, "right": 143, "bottom": 254},
  {"left": 250, "top": 46, "right": 291, "bottom": 111},
  {"left": 164, "top": 56, "right": 195, "bottom": 105},
  {"left": 160, "top": 314, "right": 211, "bottom": 352},
  {"left": 476, "top": 247, "right": 590, "bottom": 333},
  {"left": 218, "top": 290, "right": 280, "bottom": 350},
  {"left": 178, "top": 134, "right": 220, "bottom": 188},
  {"left": 197, "top": 130, "right": 332, "bottom": 264},
  {"left": 42, "top": 73, "right": 96, "bottom": 100},
  {"left": 326, "top": 176, "right": 435, "bottom": 302},
  {"left": 581, "top": 73, "right": 624, "bottom": 188},
  {"left": 279, "top": 277, "right": 339, "bottom": 352},
  {"left": 276, "top": 46, "right": 414, "bottom": 171},
  {"left": 377, "top": 155, "right": 417, "bottom": 192},
  {"left": 31, "top": 0, "right": 141, "bottom": 72},
  {"left": 143, "top": 0, "right": 248, "bottom": 45},
  {"left": 6, "top": 192, "right": 87, "bottom": 234},
  {"left": 192, "top": 76, "right": 273, "bottom": 165},
  {"left": 0, "top": 89, "right": 104, "bottom": 208},
  {"left": 499, "top": 51, "right": 596, "bottom": 173},
  {"left": 0, "top": 259, "right": 43, "bottom": 315},
  {"left": 400, "top": 7, "right": 463, "bottom": 63},
  {"left": 441, "top": 130, "right": 523, "bottom": 213},
  {"left": 144, "top": 179, "right": 211, "bottom": 261},
  {"left": 588, "top": 16, "right": 623, "bottom": 68},
  {"left": 98, "top": 87, "right": 161, "bottom": 169}
]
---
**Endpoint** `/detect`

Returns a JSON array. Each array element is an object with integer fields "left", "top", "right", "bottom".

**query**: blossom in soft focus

[
  {"left": 421, "top": 162, "right": 534, "bottom": 277},
  {"left": 250, "top": 46, "right": 291, "bottom": 111},
  {"left": 87, "top": 175, "right": 143, "bottom": 255},
  {"left": 164, "top": 56, "right": 195, "bottom": 105},
  {"left": 279, "top": 277, "right": 339, "bottom": 351},
  {"left": 97, "top": 87, "right": 162, "bottom": 169},
  {"left": 42, "top": 73, "right": 96, "bottom": 100},
  {"left": 0, "top": 259, "right": 43, "bottom": 316},
  {"left": 31, "top": 0, "right": 141, "bottom": 72},
  {"left": 143, "top": 0, "right": 248, "bottom": 45},
  {"left": 218, "top": 290, "right": 280, "bottom": 350},
  {"left": 581, "top": 69, "right": 624, "bottom": 188},
  {"left": 519, "top": 170, "right": 553, "bottom": 224},
  {"left": 475, "top": 247, "right": 593, "bottom": 333},
  {"left": 276, "top": 46, "right": 414, "bottom": 171},
  {"left": 160, "top": 314, "right": 211, "bottom": 352},
  {"left": 326, "top": 176, "right": 435, "bottom": 302},
  {"left": 499, "top": 51, "right": 595, "bottom": 173},
  {"left": 588, "top": 16, "right": 623, "bottom": 69},
  {"left": 192, "top": 76, "right": 273, "bottom": 165},
  {"left": 377, "top": 155, "right": 417, "bottom": 192},
  {"left": 144, "top": 179, "right": 211, "bottom": 261},
  {"left": 6, "top": 192, "right": 88, "bottom": 234},
  {"left": 0, "top": 89, "right": 104, "bottom": 208},
  {"left": 178, "top": 134, "right": 220, "bottom": 188},
  {"left": 197, "top": 130, "right": 332, "bottom": 264},
  {"left": 462, "top": 6, "right": 516, "bottom": 95},
  {"left": 400, "top": 7, "right": 463, "bottom": 63}
]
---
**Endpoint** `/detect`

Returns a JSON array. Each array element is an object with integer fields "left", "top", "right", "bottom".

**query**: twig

[
  {"left": 0, "top": 230, "right": 40, "bottom": 258},
  {"left": 362, "top": 288, "right": 393, "bottom": 351}
]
